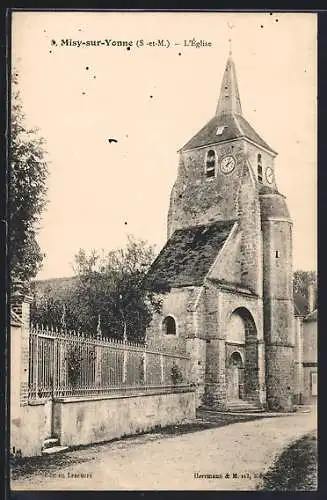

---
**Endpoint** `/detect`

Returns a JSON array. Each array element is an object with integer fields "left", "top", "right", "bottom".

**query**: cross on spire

[
  {"left": 227, "top": 21, "right": 235, "bottom": 52},
  {"left": 228, "top": 37, "right": 232, "bottom": 56}
]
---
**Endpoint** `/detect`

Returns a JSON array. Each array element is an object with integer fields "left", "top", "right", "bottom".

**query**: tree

[
  {"left": 31, "top": 236, "right": 163, "bottom": 341},
  {"left": 9, "top": 71, "right": 48, "bottom": 286},
  {"left": 293, "top": 270, "right": 318, "bottom": 310},
  {"left": 30, "top": 281, "right": 79, "bottom": 330}
]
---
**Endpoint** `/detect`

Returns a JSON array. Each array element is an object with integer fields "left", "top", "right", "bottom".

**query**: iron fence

[{"left": 28, "top": 325, "right": 190, "bottom": 399}]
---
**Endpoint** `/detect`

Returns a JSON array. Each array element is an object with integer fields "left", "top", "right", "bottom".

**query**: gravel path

[{"left": 12, "top": 408, "right": 317, "bottom": 491}]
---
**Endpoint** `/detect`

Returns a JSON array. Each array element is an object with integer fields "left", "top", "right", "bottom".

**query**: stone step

[
  {"left": 228, "top": 399, "right": 258, "bottom": 405},
  {"left": 228, "top": 401, "right": 260, "bottom": 406},
  {"left": 228, "top": 403, "right": 259, "bottom": 408},
  {"left": 43, "top": 437, "right": 59, "bottom": 449},
  {"left": 42, "top": 445, "right": 69, "bottom": 455},
  {"left": 228, "top": 407, "right": 264, "bottom": 413},
  {"left": 227, "top": 400, "right": 263, "bottom": 412},
  {"left": 199, "top": 403, "right": 265, "bottom": 414}
]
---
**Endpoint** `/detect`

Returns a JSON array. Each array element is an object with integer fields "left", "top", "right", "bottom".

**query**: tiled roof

[
  {"left": 179, "top": 113, "right": 276, "bottom": 154},
  {"left": 145, "top": 220, "right": 235, "bottom": 289},
  {"left": 260, "top": 192, "right": 291, "bottom": 220}
]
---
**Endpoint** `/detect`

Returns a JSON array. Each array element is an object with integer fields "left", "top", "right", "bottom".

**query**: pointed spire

[{"left": 216, "top": 48, "right": 242, "bottom": 117}]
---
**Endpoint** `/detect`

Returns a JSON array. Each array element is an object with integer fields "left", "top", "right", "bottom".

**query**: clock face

[
  {"left": 265, "top": 167, "right": 274, "bottom": 184},
  {"left": 220, "top": 155, "right": 235, "bottom": 174}
]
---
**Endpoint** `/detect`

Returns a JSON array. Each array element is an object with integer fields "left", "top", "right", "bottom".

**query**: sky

[{"left": 11, "top": 11, "right": 317, "bottom": 279}]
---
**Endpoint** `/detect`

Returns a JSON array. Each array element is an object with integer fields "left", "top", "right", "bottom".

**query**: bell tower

[
  {"left": 167, "top": 49, "right": 279, "bottom": 239},
  {"left": 167, "top": 48, "right": 276, "bottom": 296},
  {"left": 166, "top": 47, "right": 295, "bottom": 411}
]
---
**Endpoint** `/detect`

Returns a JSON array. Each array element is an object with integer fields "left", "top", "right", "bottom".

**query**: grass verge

[{"left": 260, "top": 431, "right": 318, "bottom": 491}]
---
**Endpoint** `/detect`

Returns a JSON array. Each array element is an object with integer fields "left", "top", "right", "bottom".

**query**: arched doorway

[
  {"left": 227, "top": 351, "right": 244, "bottom": 401},
  {"left": 226, "top": 307, "right": 259, "bottom": 403}
]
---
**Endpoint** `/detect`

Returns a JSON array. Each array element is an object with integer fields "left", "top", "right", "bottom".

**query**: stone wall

[
  {"left": 261, "top": 214, "right": 294, "bottom": 412},
  {"left": 11, "top": 325, "right": 21, "bottom": 422},
  {"left": 186, "top": 337, "right": 206, "bottom": 406},
  {"left": 146, "top": 286, "right": 208, "bottom": 405},
  {"left": 11, "top": 292, "right": 41, "bottom": 457},
  {"left": 262, "top": 219, "right": 293, "bottom": 301},
  {"left": 11, "top": 401, "right": 50, "bottom": 457},
  {"left": 293, "top": 315, "right": 304, "bottom": 404},
  {"left": 53, "top": 390, "right": 195, "bottom": 447},
  {"left": 303, "top": 318, "right": 317, "bottom": 365},
  {"left": 208, "top": 222, "right": 242, "bottom": 286},
  {"left": 265, "top": 345, "right": 294, "bottom": 411},
  {"left": 302, "top": 367, "right": 317, "bottom": 405},
  {"left": 302, "top": 317, "right": 317, "bottom": 404},
  {"left": 245, "top": 142, "right": 276, "bottom": 189},
  {"left": 146, "top": 286, "right": 202, "bottom": 354},
  {"left": 167, "top": 140, "right": 246, "bottom": 238},
  {"left": 237, "top": 161, "right": 263, "bottom": 295},
  {"left": 146, "top": 280, "right": 266, "bottom": 409},
  {"left": 202, "top": 283, "right": 265, "bottom": 408}
]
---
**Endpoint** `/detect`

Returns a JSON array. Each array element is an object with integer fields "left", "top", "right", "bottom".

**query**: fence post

[
  {"left": 143, "top": 347, "right": 147, "bottom": 386},
  {"left": 160, "top": 354, "right": 164, "bottom": 385},
  {"left": 34, "top": 328, "right": 39, "bottom": 400},
  {"left": 95, "top": 344, "right": 102, "bottom": 389},
  {"left": 123, "top": 342, "right": 128, "bottom": 384},
  {"left": 53, "top": 336, "right": 58, "bottom": 398}
]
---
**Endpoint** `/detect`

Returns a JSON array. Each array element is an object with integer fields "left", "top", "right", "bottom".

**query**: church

[{"left": 145, "top": 49, "right": 294, "bottom": 413}]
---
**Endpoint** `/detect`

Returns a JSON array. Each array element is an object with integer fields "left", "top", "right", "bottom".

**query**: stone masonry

[{"left": 146, "top": 49, "right": 294, "bottom": 412}]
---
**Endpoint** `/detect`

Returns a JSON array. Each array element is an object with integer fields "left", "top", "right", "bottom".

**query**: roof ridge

[
  {"left": 178, "top": 116, "right": 216, "bottom": 153},
  {"left": 179, "top": 113, "right": 276, "bottom": 154},
  {"left": 232, "top": 113, "right": 244, "bottom": 136},
  {"left": 237, "top": 114, "right": 276, "bottom": 154},
  {"left": 173, "top": 218, "right": 237, "bottom": 234},
  {"left": 145, "top": 218, "right": 236, "bottom": 289}
]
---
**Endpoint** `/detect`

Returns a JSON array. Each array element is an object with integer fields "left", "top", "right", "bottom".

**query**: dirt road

[{"left": 12, "top": 408, "right": 317, "bottom": 491}]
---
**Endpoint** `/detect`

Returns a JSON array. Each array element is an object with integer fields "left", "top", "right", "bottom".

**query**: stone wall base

[{"left": 53, "top": 389, "right": 196, "bottom": 447}]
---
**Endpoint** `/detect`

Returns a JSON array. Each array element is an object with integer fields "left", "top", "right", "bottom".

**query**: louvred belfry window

[
  {"left": 257, "top": 153, "right": 263, "bottom": 183},
  {"left": 205, "top": 150, "right": 216, "bottom": 178}
]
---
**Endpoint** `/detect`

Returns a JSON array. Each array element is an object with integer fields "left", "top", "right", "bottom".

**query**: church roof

[
  {"left": 179, "top": 113, "right": 276, "bottom": 154},
  {"left": 216, "top": 53, "right": 242, "bottom": 116},
  {"left": 145, "top": 220, "right": 235, "bottom": 289},
  {"left": 260, "top": 192, "right": 291, "bottom": 220},
  {"left": 179, "top": 52, "right": 276, "bottom": 155}
]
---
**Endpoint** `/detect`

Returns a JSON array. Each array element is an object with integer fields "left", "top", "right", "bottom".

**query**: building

[
  {"left": 294, "top": 284, "right": 318, "bottom": 405},
  {"left": 145, "top": 48, "right": 295, "bottom": 412}
]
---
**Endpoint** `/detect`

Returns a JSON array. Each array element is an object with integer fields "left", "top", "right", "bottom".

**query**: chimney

[{"left": 307, "top": 280, "right": 315, "bottom": 313}]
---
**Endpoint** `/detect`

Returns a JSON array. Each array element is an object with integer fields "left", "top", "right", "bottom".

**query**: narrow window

[
  {"left": 163, "top": 316, "right": 176, "bottom": 335},
  {"left": 205, "top": 150, "right": 216, "bottom": 178},
  {"left": 257, "top": 153, "right": 263, "bottom": 183},
  {"left": 275, "top": 250, "right": 279, "bottom": 258}
]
